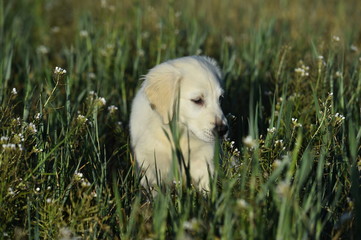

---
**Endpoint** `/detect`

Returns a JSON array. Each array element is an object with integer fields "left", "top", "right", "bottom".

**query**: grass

[{"left": 1, "top": 0, "right": 361, "bottom": 239}]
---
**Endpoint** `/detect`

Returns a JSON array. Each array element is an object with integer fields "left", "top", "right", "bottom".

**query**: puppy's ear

[{"left": 143, "top": 63, "right": 181, "bottom": 124}]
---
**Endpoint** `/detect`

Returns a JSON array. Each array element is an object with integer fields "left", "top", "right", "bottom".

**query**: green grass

[{"left": 1, "top": 0, "right": 361, "bottom": 239}]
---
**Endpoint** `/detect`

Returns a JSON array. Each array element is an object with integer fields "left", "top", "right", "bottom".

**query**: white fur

[{"left": 130, "top": 56, "right": 227, "bottom": 191}]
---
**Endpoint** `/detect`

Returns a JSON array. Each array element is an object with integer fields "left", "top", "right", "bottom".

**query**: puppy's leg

[
  {"left": 139, "top": 151, "right": 172, "bottom": 192},
  {"left": 189, "top": 159, "right": 214, "bottom": 192}
]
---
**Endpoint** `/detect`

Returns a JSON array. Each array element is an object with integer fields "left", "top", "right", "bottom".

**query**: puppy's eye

[{"left": 191, "top": 97, "right": 204, "bottom": 106}]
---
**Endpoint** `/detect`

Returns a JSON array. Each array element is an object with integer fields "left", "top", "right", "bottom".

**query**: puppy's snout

[{"left": 214, "top": 118, "right": 228, "bottom": 137}]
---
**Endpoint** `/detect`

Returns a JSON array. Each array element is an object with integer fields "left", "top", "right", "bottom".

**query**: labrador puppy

[{"left": 130, "top": 56, "right": 228, "bottom": 192}]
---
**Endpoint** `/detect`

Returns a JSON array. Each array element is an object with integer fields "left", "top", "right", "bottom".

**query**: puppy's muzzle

[{"left": 214, "top": 118, "right": 228, "bottom": 137}]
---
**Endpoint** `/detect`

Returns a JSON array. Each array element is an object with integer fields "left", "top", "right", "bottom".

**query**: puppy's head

[{"left": 143, "top": 56, "right": 228, "bottom": 142}]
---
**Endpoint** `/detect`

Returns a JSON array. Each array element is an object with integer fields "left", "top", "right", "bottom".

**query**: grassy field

[{"left": 1, "top": 0, "right": 361, "bottom": 239}]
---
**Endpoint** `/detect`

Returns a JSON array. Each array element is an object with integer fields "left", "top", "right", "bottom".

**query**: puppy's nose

[{"left": 215, "top": 120, "right": 228, "bottom": 137}]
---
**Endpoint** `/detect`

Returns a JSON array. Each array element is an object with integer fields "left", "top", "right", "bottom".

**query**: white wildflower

[
  {"left": 224, "top": 36, "right": 234, "bottom": 45},
  {"left": 0, "top": 136, "right": 9, "bottom": 142},
  {"left": 100, "top": 48, "right": 108, "bottom": 56},
  {"left": 37, "top": 45, "right": 49, "bottom": 54},
  {"left": 332, "top": 35, "right": 340, "bottom": 42},
  {"left": 264, "top": 90, "right": 273, "bottom": 96},
  {"left": 2, "top": 143, "right": 16, "bottom": 150},
  {"left": 28, "top": 123, "right": 37, "bottom": 133},
  {"left": 79, "top": 30, "right": 89, "bottom": 37},
  {"left": 276, "top": 180, "right": 290, "bottom": 198},
  {"left": 91, "top": 191, "right": 97, "bottom": 198},
  {"left": 275, "top": 139, "right": 284, "bottom": 146},
  {"left": 108, "top": 105, "right": 118, "bottom": 114},
  {"left": 291, "top": 118, "right": 302, "bottom": 127},
  {"left": 294, "top": 61, "right": 310, "bottom": 77},
  {"left": 294, "top": 68, "right": 304, "bottom": 74},
  {"left": 17, "top": 144, "right": 24, "bottom": 151},
  {"left": 106, "top": 44, "right": 114, "bottom": 50},
  {"left": 74, "top": 171, "right": 84, "bottom": 181},
  {"left": 11, "top": 88, "right": 18, "bottom": 95},
  {"left": 335, "top": 113, "right": 345, "bottom": 121},
  {"left": 172, "top": 180, "right": 181, "bottom": 185},
  {"left": 243, "top": 135, "right": 256, "bottom": 148},
  {"left": 15, "top": 117, "right": 21, "bottom": 125},
  {"left": 34, "top": 113, "right": 41, "bottom": 120},
  {"left": 350, "top": 44, "right": 358, "bottom": 52},
  {"left": 75, "top": 171, "right": 91, "bottom": 187},
  {"left": 81, "top": 180, "right": 91, "bottom": 188},
  {"left": 97, "top": 97, "right": 106, "bottom": 107},
  {"left": 76, "top": 114, "right": 88, "bottom": 125},
  {"left": 267, "top": 127, "right": 276, "bottom": 133},
  {"left": 237, "top": 199, "right": 249, "bottom": 209},
  {"left": 183, "top": 218, "right": 200, "bottom": 231},
  {"left": 35, "top": 187, "right": 41, "bottom": 192},
  {"left": 272, "top": 159, "right": 282, "bottom": 169},
  {"left": 59, "top": 227, "right": 77, "bottom": 240},
  {"left": 8, "top": 187, "right": 15, "bottom": 195},
  {"left": 18, "top": 133, "right": 24, "bottom": 142},
  {"left": 142, "top": 31, "right": 150, "bottom": 39},
  {"left": 233, "top": 148, "right": 240, "bottom": 156},
  {"left": 160, "top": 43, "right": 167, "bottom": 50},
  {"left": 108, "top": 5, "right": 115, "bottom": 12},
  {"left": 100, "top": 0, "right": 107, "bottom": 8},
  {"left": 156, "top": 22, "right": 163, "bottom": 30},
  {"left": 33, "top": 147, "right": 43, "bottom": 153},
  {"left": 4, "top": 142, "right": 17, "bottom": 151},
  {"left": 88, "top": 72, "right": 96, "bottom": 79},
  {"left": 54, "top": 66, "right": 67, "bottom": 75},
  {"left": 317, "top": 55, "right": 326, "bottom": 67},
  {"left": 13, "top": 133, "right": 25, "bottom": 142},
  {"left": 175, "top": 11, "right": 182, "bottom": 18},
  {"left": 137, "top": 49, "right": 145, "bottom": 57},
  {"left": 51, "top": 26, "right": 60, "bottom": 33}
]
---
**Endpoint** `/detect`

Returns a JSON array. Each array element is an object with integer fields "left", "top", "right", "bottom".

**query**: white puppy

[{"left": 130, "top": 56, "right": 228, "bottom": 191}]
